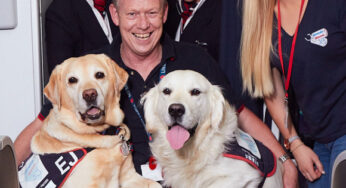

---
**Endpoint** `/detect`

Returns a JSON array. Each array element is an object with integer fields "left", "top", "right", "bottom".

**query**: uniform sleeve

[
  {"left": 200, "top": 49, "right": 244, "bottom": 110},
  {"left": 45, "top": 0, "right": 78, "bottom": 75},
  {"left": 218, "top": 0, "right": 264, "bottom": 117},
  {"left": 341, "top": 0, "right": 346, "bottom": 32},
  {"left": 38, "top": 97, "right": 52, "bottom": 121}
]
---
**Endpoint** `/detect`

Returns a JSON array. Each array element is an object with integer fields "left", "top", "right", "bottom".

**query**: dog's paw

[
  {"left": 117, "top": 124, "right": 131, "bottom": 141},
  {"left": 101, "top": 136, "right": 122, "bottom": 148},
  {"left": 148, "top": 181, "right": 162, "bottom": 188}
]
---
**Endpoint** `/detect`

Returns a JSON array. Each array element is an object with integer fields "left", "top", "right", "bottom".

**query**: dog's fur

[
  {"left": 30, "top": 54, "right": 161, "bottom": 188},
  {"left": 141, "top": 70, "right": 282, "bottom": 188}
]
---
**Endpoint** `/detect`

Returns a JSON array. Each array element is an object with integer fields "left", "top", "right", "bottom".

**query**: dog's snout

[
  {"left": 169, "top": 103, "right": 185, "bottom": 119},
  {"left": 83, "top": 89, "right": 98, "bottom": 103}
]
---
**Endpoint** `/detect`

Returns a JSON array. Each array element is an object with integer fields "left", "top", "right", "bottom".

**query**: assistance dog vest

[
  {"left": 223, "top": 130, "right": 276, "bottom": 187},
  {"left": 18, "top": 148, "right": 94, "bottom": 188}
]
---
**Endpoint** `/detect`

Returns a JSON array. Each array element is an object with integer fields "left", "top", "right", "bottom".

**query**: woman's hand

[{"left": 291, "top": 140, "right": 325, "bottom": 182}]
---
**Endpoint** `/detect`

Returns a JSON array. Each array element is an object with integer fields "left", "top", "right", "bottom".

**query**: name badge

[
  {"left": 141, "top": 163, "right": 163, "bottom": 182},
  {"left": 236, "top": 129, "right": 261, "bottom": 159},
  {"left": 305, "top": 28, "right": 328, "bottom": 47}
]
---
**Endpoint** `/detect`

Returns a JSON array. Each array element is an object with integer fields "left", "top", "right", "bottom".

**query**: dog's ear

[
  {"left": 101, "top": 54, "right": 128, "bottom": 92},
  {"left": 44, "top": 64, "right": 63, "bottom": 110},
  {"left": 209, "top": 85, "right": 225, "bottom": 129},
  {"left": 101, "top": 54, "right": 128, "bottom": 126},
  {"left": 140, "top": 86, "right": 159, "bottom": 132},
  {"left": 109, "top": 58, "right": 128, "bottom": 91}
]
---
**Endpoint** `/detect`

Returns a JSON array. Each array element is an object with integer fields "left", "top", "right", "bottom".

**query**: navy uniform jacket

[
  {"left": 45, "top": 0, "right": 119, "bottom": 75},
  {"left": 165, "top": 0, "right": 222, "bottom": 61}
]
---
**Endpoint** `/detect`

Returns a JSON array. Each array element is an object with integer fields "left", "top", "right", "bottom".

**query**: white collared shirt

[
  {"left": 174, "top": 0, "right": 206, "bottom": 42},
  {"left": 86, "top": 0, "right": 113, "bottom": 43}
]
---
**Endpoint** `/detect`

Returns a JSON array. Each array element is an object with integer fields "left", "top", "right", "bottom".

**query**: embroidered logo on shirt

[{"left": 305, "top": 28, "right": 328, "bottom": 47}]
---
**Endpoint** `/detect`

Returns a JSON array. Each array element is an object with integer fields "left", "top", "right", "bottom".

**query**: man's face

[{"left": 110, "top": 0, "right": 168, "bottom": 57}]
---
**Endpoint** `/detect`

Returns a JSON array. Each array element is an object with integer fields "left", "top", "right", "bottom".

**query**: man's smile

[{"left": 133, "top": 32, "right": 153, "bottom": 40}]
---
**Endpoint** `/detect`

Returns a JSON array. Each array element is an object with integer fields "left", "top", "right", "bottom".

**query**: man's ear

[
  {"left": 44, "top": 65, "right": 62, "bottom": 110},
  {"left": 109, "top": 3, "right": 120, "bottom": 26},
  {"left": 163, "top": 3, "right": 168, "bottom": 23}
]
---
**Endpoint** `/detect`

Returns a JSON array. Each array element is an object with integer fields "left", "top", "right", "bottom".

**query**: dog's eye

[
  {"left": 95, "top": 72, "right": 105, "bottom": 79},
  {"left": 68, "top": 77, "right": 78, "bottom": 84},
  {"left": 163, "top": 88, "right": 171, "bottom": 95},
  {"left": 190, "top": 89, "right": 201, "bottom": 96}
]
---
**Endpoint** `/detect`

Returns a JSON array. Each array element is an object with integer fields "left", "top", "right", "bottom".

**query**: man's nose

[{"left": 138, "top": 14, "right": 150, "bottom": 29}]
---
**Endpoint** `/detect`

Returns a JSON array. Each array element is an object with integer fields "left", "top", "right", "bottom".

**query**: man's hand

[{"left": 282, "top": 159, "right": 298, "bottom": 188}]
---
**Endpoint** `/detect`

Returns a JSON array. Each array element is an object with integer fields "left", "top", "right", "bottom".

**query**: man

[{"left": 15, "top": 0, "right": 297, "bottom": 186}]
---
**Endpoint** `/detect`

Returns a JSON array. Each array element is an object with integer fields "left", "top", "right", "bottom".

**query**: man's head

[
  {"left": 183, "top": 0, "right": 200, "bottom": 3},
  {"left": 109, "top": 0, "right": 168, "bottom": 57}
]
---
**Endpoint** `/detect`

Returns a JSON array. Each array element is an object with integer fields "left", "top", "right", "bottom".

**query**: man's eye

[
  {"left": 190, "top": 89, "right": 201, "bottom": 96},
  {"left": 68, "top": 77, "right": 78, "bottom": 84},
  {"left": 163, "top": 88, "right": 171, "bottom": 95}
]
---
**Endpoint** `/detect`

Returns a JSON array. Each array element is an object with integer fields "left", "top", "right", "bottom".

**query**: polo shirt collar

[{"left": 108, "top": 32, "right": 176, "bottom": 69}]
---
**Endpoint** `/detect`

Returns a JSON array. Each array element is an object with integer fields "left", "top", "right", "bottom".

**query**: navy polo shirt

[
  {"left": 271, "top": 0, "right": 346, "bottom": 143},
  {"left": 40, "top": 33, "right": 243, "bottom": 174},
  {"left": 103, "top": 34, "right": 242, "bottom": 173}
]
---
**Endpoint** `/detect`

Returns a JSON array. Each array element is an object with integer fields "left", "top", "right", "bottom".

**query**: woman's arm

[
  {"left": 238, "top": 107, "right": 298, "bottom": 188},
  {"left": 264, "top": 68, "right": 324, "bottom": 182}
]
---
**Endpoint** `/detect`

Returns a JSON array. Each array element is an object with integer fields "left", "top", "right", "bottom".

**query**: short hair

[{"left": 112, "top": 0, "right": 167, "bottom": 9}]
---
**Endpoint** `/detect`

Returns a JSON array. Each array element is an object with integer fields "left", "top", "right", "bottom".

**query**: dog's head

[
  {"left": 141, "top": 70, "right": 227, "bottom": 150},
  {"left": 44, "top": 54, "right": 128, "bottom": 127}
]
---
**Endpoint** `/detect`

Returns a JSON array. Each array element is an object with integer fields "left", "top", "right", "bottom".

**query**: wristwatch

[
  {"left": 284, "top": 135, "right": 300, "bottom": 150},
  {"left": 279, "top": 153, "right": 290, "bottom": 164}
]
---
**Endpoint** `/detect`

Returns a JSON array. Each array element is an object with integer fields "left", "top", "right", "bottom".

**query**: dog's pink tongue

[
  {"left": 166, "top": 126, "right": 190, "bottom": 150},
  {"left": 87, "top": 107, "right": 100, "bottom": 115}
]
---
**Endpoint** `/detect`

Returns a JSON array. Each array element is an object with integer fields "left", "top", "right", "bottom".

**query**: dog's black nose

[
  {"left": 169, "top": 103, "right": 185, "bottom": 119},
  {"left": 83, "top": 89, "right": 98, "bottom": 103}
]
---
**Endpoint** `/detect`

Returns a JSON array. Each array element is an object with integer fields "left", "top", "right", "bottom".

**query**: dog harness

[
  {"left": 18, "top": 148, "right": 94, "bottom": 188},
  {"left": 223, "top": 133, "right": 276, "bottom": 188}
]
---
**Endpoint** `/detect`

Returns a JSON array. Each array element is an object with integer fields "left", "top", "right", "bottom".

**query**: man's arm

[
  {"left": 238, "top": 107, "right": 298, "bottom": 188},
  {"left": 14, "top": 118, "right": 43, "bottom": 165}
]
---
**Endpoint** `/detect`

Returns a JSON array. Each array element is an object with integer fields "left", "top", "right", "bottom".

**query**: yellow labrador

[
  {"left": 19, "top": 54, "right": 161, "bottom": 188},
  {"left": 141, "top": 70, "right": 282, "bottom": 188}
]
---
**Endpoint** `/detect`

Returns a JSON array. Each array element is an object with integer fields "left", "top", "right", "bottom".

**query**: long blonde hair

[{"left": 240, "top": 0, "right": 276, "bottom": 98}]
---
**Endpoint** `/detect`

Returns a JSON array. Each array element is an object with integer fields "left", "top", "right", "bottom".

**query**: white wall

[{"left": 0, "top": 0, "right": 41, "bottom": 141}]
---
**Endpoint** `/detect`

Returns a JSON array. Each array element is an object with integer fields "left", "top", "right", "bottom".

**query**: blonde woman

[{"left": 241, "top": 0, "right": 346, "bottom": 187}]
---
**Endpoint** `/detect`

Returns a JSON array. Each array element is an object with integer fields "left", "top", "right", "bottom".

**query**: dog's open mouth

[
  {"left": 80, "top": 106, "right": 105, "bottom": 121},
  {"left": 166, "top": 124, "right": 191, "bottom": 150}
]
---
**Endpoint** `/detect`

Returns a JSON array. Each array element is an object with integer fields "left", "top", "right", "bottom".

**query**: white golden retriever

[{"left": 141, "top": 70, "right": 282, "bottom": 188}]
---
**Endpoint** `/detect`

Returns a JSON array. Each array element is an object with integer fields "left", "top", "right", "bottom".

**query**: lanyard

[
  {"left": 124, "top": 64, "right": 167, "bottom": 142},
  {"left": 277, "top": 0, "right": 305, "bottom": 99}
]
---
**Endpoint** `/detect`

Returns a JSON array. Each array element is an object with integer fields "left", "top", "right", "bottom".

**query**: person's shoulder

[
  {"left": 173, "top": 41, "right": 211, "bottom": 58},
  {"left": 47, "top": 0, "right": 87, "bottom": 14},
  {"left": 46, "top": 0, "right": 76, "bottom": 16}
]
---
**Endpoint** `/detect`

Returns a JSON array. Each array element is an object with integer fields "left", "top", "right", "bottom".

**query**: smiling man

[{"left": 15, "top": 0, "right": 296, "bottom": 184}]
